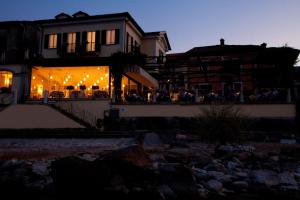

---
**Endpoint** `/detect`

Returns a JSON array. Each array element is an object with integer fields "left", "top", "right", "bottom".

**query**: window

[
  {"left": 67, "top": 33, "right": 76, "bottom": 53},
  {"left": 48, "top": 34, "right": 57, "bottom": 49},
  {"left": 106, "top": 30, "right": 115, "bottom": 45},
  {"left": 86, "top": 31, "right": 96, "bottom": 52}
]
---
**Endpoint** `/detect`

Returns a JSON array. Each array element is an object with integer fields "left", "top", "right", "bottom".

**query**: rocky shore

[{"left": 1, "top": 134, "right": 300, "bottom": 199}]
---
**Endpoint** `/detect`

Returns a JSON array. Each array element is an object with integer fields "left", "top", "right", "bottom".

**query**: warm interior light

[{"left": 30, "top": 66, "right": 110, "bottom": 99}]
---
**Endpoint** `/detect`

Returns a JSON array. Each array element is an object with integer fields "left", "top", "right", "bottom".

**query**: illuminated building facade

[{"left": 0, "top": 12, "right": 171, "bottom": 102}]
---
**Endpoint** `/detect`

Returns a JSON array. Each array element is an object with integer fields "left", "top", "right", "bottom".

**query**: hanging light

[
  {"left": 86, "top": 74, "right": 89, "bottom": 78},
  {"left": 97, "top": 80, "right": 100, "bottom": 83},
  {"left": 50, "top": 76, "right": 53, "bottom": 80},
  {"left": 100, "top": 77, "right": 103, "bottom": 80},
  {"left": 32, "top": 76, "right": 36, "bottom": 80}
]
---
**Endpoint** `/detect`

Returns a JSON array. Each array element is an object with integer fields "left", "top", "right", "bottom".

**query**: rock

[
  {"left": 77, "top": 153, "right": 98, "bottom": 161},
  {"left": 176, "top": 134, "right": 188, "bottom": 140},
  {"left": 207, "top": 171, "right": 225, "bottom": 180},
  {"left": 143, "top": 132, "right": 163, "bottom": 146},
  {"left": 217, "top": 145, "right": 255, "bottom": 154},
  {"left": 31, "top": 160, "right": 51, "bottom": 176},
  {"left": 204, "top": 160, "right": 227, "bottom": 172},
  {"left": 270, "top": 156, "right": 280, "bottom": 162},
  {"left": 158, "top": 184, "right": 177, "bottom": 199},
  {"left": 232, "top": 181, "right": 249, "bottom": 190},
  {"left": 149, "top": 154, "right": 166, "bottom": 163},
  {"left": 234, "top": 172, "right": 248, "bottom": 179},
  {"left": 193, "top": 168, "right": 208, "bottom": 180},
  {"left": 206, "top": 179, "right": 223, "bottom": 192},
  {"left": 0, "top": 159, "right": 26, "bottom": 171},
  {"left": 279, "top": 172, "right": 297, "bottom": 186},
  {"left": 198, "top": 188, "right": 209, "bottom": 198},
  {"left": 207, "top": 171, "right": 232, "bottom": 183},
  {"left": 227, "top": 161, "right": 240, "bottom": 170},
  {"left": 294, "top": 172, "right": 300, "bottom": 179},
  {"left": 296, "top": 167, "right": 300, "bottom": 174},
  {"left": 281, "top": 185, "right": 299, "bottom": 191},
  {"left": 236, "top": 152, "right": 252, "bottom": 161},
  {"left": 251, "top": 170, "right": 280, "bottom": 187},
  {"left": 159, "top": 163, "right": 201, "bottom": 200},
  {"left": 102, "top": 145, "right": 152, "bottom": 169}
]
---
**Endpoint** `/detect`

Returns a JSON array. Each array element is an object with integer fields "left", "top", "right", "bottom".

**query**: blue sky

[{"left": 1, "top": 0, "right": 300, "bottom": 63}]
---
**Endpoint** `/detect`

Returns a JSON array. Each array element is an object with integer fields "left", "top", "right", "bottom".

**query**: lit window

[
  {"left": 86, "top": 31, "right": 96, "bottom": 52},
  {"left": 67, "top": 33, "right": 76, "bottom": 53},
  {"left": 106, "top": 30, "right": 115, "bottom": 45},
  {"left": 48, "top": 34, "right": 57, "bottom": 49}
]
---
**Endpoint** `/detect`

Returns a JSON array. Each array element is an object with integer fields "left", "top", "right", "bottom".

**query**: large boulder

[
  {"left": 251, "top": 170, "right": 280, "bottom": 187},
  {"left": 206, "top": 179, "right": 223, "bottom": 192},
  {"left": 102, "top": 145, "right": 153, "bottom": 169}
]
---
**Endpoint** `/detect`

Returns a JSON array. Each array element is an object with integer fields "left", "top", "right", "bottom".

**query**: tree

[{"left": 110, "top": 52, "right": 146, "bottom": 102}]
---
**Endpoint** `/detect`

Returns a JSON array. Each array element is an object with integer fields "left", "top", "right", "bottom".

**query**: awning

[{"left": 125, "top": 65, "right": 159, "bottom": 88}]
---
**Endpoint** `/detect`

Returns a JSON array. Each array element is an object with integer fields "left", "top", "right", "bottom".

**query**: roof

[
  {"left": 144, "top": 31, "right": 171, "bottom": 50},
  {"left": 35, "top": 12, "right": 145, "bottom": 36},
  {"left": 186, "top": 44, "right": 265, "bottom": 56}
]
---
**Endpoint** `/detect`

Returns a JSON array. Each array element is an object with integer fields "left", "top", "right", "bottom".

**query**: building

[
  {"left": 0, "top": 11, "right": 171, "bottom": 103},
  {"left": 163, "top": 39, "right": 300, "bottom": 103}
]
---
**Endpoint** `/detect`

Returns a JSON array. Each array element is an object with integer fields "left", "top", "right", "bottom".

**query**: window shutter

[
  {"left": 82, "top": 31, "right": 87, "bottom": 52},
  {"left": 57, "top": 33, "right": 62, "bottom": 54},
  {"left": 82, "top": 32, "right": 87, "bottom": 44},
  {"left": 115, "top": 29, "right": 120, "bottom": 44},
  {"left": 101, "top": 30, "right": 106, "bottom": 45},
  {"left": 75, "top": 32, "right": 81, "bottom": 53},
  {"left": 62, "top": 33, "right": 68, "bottom": 53},
  {"left": 126, "top": 33, "right": 129, "bottom": 53},
  {"left": 131, "top": 37, "right": 134, "bottom": 52},
  {"left": 95, "top": 31, "right": 100, "bottom": 51},
  {"left": 44, "top": 34, "right": 49, "bottom": 49}
]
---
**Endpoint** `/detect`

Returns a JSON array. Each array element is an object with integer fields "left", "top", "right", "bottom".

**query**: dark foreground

[{"left": 0, "top": 134, "right": 300, "bottom": 200}]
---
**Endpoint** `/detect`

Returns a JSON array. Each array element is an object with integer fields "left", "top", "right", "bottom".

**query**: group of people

[{"left": 122, "top": 87, "right": 288, "bottom": 104}]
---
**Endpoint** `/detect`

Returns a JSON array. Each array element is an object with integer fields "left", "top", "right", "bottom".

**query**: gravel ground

[{"left": 0, "top": 138, "right": 136, "bottom": 160}]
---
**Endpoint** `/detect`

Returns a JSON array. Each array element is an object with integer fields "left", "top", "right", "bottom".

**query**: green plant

[{"left": 195, "top": 105, "right": 250, "bottom": 144}]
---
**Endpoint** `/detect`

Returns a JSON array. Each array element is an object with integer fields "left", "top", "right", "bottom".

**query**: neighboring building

[
  {"left": 0, "top": 21, "right": 39, "bottom": 103},
  {"left": 294, "top": 66, "right": 300, "bottom": 99},
  {"left": 0, "top": 12, "right": 171, "bottom": 103},
  {"left": 164, "top": 39, "right": 300, "bottom": 103}
]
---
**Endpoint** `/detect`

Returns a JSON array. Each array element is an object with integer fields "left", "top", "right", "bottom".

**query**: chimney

[
  {"left": 220, "top": 38, "right": 225, "bottom": 46},
  {"left": 260, "top": 43, "right": 267, "bottom": 48}
]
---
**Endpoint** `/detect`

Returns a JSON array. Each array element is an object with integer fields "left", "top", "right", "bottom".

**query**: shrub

[{"left": 194, "top": 105, "right": 250, "bottom": 144}]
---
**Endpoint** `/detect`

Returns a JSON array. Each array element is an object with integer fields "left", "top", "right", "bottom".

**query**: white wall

[
  {"left": 125, "top": 22, "right": 143, "bottom": 53},
  {"left": 42, "top": 20, "right": 125, "bottom": 58}
]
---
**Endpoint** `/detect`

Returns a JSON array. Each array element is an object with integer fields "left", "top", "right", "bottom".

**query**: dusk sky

[{"left": 0, "top": 0, "right": 299, "bottom": 63}]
